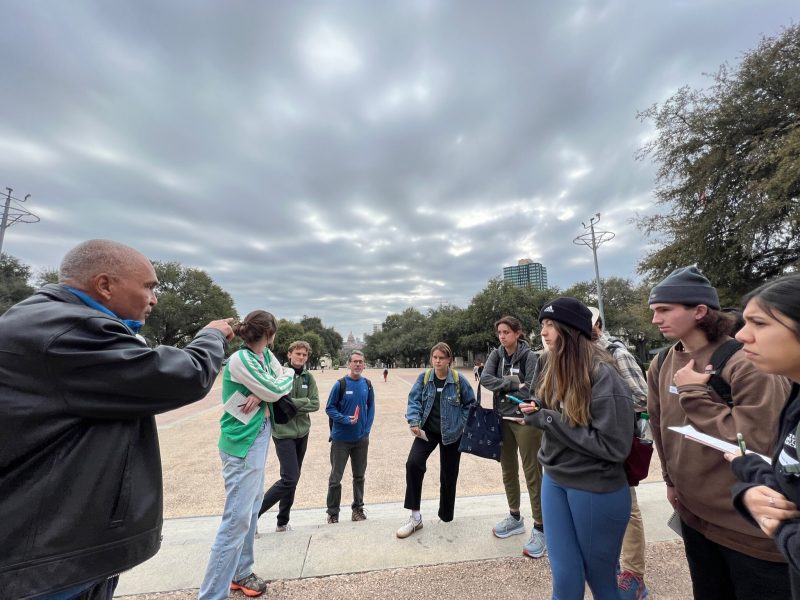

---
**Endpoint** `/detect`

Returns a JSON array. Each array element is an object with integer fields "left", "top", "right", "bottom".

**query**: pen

[
  {"left": 506, "top": 395, "right": 524, "bottom": 404},
  {"left": 737, "top": 432, "right": 747, "bottom": 455}
]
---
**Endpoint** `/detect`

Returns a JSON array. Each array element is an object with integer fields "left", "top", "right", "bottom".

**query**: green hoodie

[{"left": 271, "top": 365, "right": 320, "bottom": 439}]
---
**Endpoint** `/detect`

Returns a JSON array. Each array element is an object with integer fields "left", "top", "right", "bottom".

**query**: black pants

[
  {"left": 327, "top": 436, "right": 369, "bottom": 516},
  {"left": 259, "top": 435, "right": 309, "bottom": 525},
  {"left": 682, "top": 519, "right": 791, "bottom": 599},
  {"left": 403, "top": 430, "right": 462, "bottom": 522}
]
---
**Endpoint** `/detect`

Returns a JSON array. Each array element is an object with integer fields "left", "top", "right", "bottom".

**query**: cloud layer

[{"left": 1, "top": 1, "right": 796, "bottom": 338}]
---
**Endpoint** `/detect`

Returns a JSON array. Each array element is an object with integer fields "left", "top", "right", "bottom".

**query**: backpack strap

[
  {"left": 423, "top": 368, "right": 462, "bottom": 403},
  {"left": 707, "top": 340, "right": 743, "bottom": 408},
  {"left": 657, "top": 344, "right": 675, "bottom": 369}
]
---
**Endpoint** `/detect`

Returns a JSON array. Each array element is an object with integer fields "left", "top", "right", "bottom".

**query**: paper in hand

[
  {"left": 223, "top": 390, "right": 258, "bottom": 424},
  {"left": 668, "top": 425, "right": 771, "bottom": 463}
]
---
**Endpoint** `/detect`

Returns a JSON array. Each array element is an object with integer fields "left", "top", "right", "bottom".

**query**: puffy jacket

[
  {"left": 0, "top": 284, "right": 227, "bottom": 599},
  {"left": 405, "top": 369, "right": 476, "bottom": 445}
]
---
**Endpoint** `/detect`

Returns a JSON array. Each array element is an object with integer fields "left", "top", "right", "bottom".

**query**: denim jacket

[{"left": 405, "top": 369, "right": 476, "bottom": 445}]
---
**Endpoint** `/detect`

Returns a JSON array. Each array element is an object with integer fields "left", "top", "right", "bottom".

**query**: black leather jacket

[{"left": 0, "top": 284, "right": 227, "bottom": 599}]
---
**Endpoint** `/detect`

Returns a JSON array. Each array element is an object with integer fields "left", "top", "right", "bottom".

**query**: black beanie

[
  {"left": 648, "top": 266, "right": 720, "bottom": 309},
  {"left": 538, "top": 297, "right": 593, "bottom": 338}
]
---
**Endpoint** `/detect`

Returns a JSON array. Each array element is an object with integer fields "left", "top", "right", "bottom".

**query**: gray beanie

[{"left": 648, "top": 266, "right": 720, "bottom": 309}]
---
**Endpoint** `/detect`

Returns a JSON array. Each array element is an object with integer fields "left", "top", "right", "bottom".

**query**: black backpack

[
  {"left": 657, "top": 339, "right": 743, "bottom": 407},
  {"left": 328, "top": 376, "right": 373, "bottom": 440}
]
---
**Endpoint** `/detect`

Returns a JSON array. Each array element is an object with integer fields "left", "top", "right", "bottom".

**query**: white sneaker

[{"left": 396, "top": 516, "right": 423, "bottom": 539}]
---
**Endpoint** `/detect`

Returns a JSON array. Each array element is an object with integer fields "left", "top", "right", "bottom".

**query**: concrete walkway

[{"left": 116, "top": 481, "right": 676, "bottom": 596}]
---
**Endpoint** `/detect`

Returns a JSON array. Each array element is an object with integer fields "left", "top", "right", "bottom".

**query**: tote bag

[{"left": 458, "top": 405, "right": 503, "bottom": 461}]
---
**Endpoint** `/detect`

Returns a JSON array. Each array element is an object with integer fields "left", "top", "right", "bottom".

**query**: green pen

[{"left": 737, "top": 432, "right": 747, "bottom": 455}]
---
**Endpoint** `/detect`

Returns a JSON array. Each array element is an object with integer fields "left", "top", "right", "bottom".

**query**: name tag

[
  {"left": 510, "top": 368, "right": 519, "bottom": 375},
  {"left": 436, "top": 387, "right": 444, "bottom": 393},
  {"left": 346, "top": 390, "right": 354, "bottom": 395},
  {"left": 669, "top": 385, "right": 678, "bottom": 395},
  {"left": 302, "top": 385, "right": 308, "bottom": 389}
]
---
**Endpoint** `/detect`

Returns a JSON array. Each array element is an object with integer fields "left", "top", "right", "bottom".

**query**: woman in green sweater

[{"left": 199, "top": 310, "right": 294, "bottom": 600}]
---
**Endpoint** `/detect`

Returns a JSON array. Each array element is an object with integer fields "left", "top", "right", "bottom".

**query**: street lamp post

[
  {"left": 573, "top": 213, "right": 615, "bottom": 326},
  {"left": 0, "top": 187, "right": 39, "bottom": 256}
]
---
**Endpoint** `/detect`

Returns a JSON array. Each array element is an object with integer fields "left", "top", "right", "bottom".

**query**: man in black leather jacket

[{"left": 0, "top": 239, "right": 234, "bottom": 600}]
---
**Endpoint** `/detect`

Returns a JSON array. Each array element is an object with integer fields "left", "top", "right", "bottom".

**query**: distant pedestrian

[
  {"left": 473, "top": 362, "right": 480, "bottom": 382},
  {"left": 199, "top": 311, "right": 294, "bottom": 600},
  {"left": 258, "top": 340, "right": 320, "bottom": 532},
  {"left": 383, "top": 367, "right": 389, "bottom": 382},
  {"left": 397, "top": 343, "right": 476, "bottom": 538},
  {"left": 325, "top": 350, "right": 375, "bottom": 523}
]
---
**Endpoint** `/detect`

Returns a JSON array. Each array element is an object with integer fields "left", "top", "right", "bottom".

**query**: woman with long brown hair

[{"left": 519, "top": 297, "right": 633, "bottom": 599}]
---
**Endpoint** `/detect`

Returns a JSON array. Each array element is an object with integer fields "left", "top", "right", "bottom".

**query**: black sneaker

[
  {"left": 230, "top": 572, "right": 267, "bottom": 597},
  {"left": 352, "top": 507, "right": 367, "bottom": 521},
  {"left": 327, "top": 513, "right": 339, "bottom": 524}
]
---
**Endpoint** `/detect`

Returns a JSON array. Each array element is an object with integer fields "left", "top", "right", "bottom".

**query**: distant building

[
  {"left": 503, "top": 258, "right": 548, "bottom": 289},
  {"left": 342, "top": 331, "right": 364, "bottom": 355}
]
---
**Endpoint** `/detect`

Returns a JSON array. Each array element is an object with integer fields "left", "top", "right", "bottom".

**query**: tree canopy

[
  {"left": 363, "top": 277, "right": 661, "bottom": 366},
  {"left": 637, "top": 25, "right": 800, "bottom": 301},
  {"left": 141, "top": 261, "right": 238, "bottom": 347},
  {"left": 0, "top": 253, "right": 34, "bottom": 315}
]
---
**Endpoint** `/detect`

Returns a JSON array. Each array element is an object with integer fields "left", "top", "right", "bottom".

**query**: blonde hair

[{"left": 288, "top": 340, "right": 312, "bottom": 354}]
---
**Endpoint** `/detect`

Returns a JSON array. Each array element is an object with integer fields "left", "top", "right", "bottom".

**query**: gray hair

[
  {"left": 348, "top": 350, "right": 365, "bottom": 362},
  {"left": 59, "top": 239, "right": 146, "bottom": 286}
]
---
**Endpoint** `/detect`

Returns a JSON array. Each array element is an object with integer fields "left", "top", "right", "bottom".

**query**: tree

[
  {"left": 141, "top": 261, "right": 238, "bottom": 347},
  {"left": 35, "top": 268, "right": 59, "bottom": 287},
  {"left": 637, "top": 25, "right": 800, "bottom": 301},
  {"left": 300, "top": 316, "right": 343, "bottom": 360},
  {"left": 461, "top": 279, "right": 554, "bottom": 354},
  {"left": 563, "top": 277, "right": 663, "bottom": 362},
  {"left": 0, "top": 253, "right": 33, "bottom": 314},
  {"left": 272, "top": 319, "right": 305, "bottom": 364}
]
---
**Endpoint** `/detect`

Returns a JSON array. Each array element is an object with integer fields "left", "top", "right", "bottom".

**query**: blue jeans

[
  {"left": 199, "top": 419, "right": 271, "bottom": 600},
  {"left": 541, "top": 472, "right": 630, "bottom": 600}
]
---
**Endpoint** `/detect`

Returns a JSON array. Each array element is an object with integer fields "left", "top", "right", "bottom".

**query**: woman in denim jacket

[{"left": 396, "top": 342, "right": 476, "bottom": 538}]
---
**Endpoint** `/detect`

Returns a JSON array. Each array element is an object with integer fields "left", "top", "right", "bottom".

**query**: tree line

[{"left": 362, "top": 277, "right": 661, "bottom": 367}]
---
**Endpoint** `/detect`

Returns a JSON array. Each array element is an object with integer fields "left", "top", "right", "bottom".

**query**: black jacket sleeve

[{"left": 46, "top": 316, "right": 227, "bottom": 418}]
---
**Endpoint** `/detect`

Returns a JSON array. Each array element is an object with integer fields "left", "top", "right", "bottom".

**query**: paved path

[{"left": 117, "top": 482, "right": 678, "bottom": 596}]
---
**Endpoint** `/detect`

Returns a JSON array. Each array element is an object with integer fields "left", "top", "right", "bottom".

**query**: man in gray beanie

[{"left": 647, "top": 266, "right": 790, "bottom": 599}]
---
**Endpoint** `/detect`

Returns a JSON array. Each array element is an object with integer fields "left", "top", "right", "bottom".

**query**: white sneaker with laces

[{"left": 396, "top": 516, "right": 423, "bottom": 539}]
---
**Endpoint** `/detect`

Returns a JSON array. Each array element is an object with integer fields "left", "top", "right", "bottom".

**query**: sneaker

[
  {"left": 230, "top": 573, "right": 268, "bottom": 597},
  {"left": 522, "top": 527, "right": 546, "bottom": 558},
  {"left": 618, "top": 570, "right": 649, "bottom": 600},
  {"left": 327, "top": 513, "right": 338, "bottom": 524},
  {"left": 275, "top": 523, "right": 292, "bottom": 532},
  {"left": 396, "top": 516, "right": 423, "bottom": 539},
  {"left": 352, "top": 507, "right": 367, "bottom": 521},
  {"left": 492, "top": 514, "right": 525, "bottom": 538}
]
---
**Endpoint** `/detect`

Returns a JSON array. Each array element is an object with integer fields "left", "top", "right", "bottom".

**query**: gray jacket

[
  {"left": 480, "top": 340, "right": 539, "bottom": 409},
  {"left": 525, "top": 361, "right": 634, "bottom": 492}
]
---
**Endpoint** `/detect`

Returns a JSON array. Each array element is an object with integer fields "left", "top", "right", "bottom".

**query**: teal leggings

[{"left": 541, "top": 472, "right": 630, "bottom": 600}]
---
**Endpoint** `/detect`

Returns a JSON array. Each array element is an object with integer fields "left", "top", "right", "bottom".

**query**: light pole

[
  {"left": 573, "top": 213, "right": 615, "bottom": 326},
  {"left": 0, "top": 187, "right": 39, "bottom": 256}
]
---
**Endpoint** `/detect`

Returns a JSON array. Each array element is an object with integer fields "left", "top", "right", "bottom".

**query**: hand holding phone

[{"left": 349, "top": 404, "right": 360, "bottom": 424}]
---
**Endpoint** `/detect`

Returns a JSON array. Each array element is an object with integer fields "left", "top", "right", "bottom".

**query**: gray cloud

[{"left": 1, "top": 0, "right": 796, "bottom": 339}]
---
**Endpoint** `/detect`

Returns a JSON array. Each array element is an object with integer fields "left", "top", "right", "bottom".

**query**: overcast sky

[{"left": 1, "top": 1, "right": 796, "bottom": 339}]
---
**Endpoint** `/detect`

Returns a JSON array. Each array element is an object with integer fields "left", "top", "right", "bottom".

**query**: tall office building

[{"left": 503, "top": 258, "right": 548, "bottom": 289}]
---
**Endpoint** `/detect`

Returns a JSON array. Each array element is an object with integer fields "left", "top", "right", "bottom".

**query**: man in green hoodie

[{"left": 258, "top": 340, "right": 320, "bottom": 531}]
